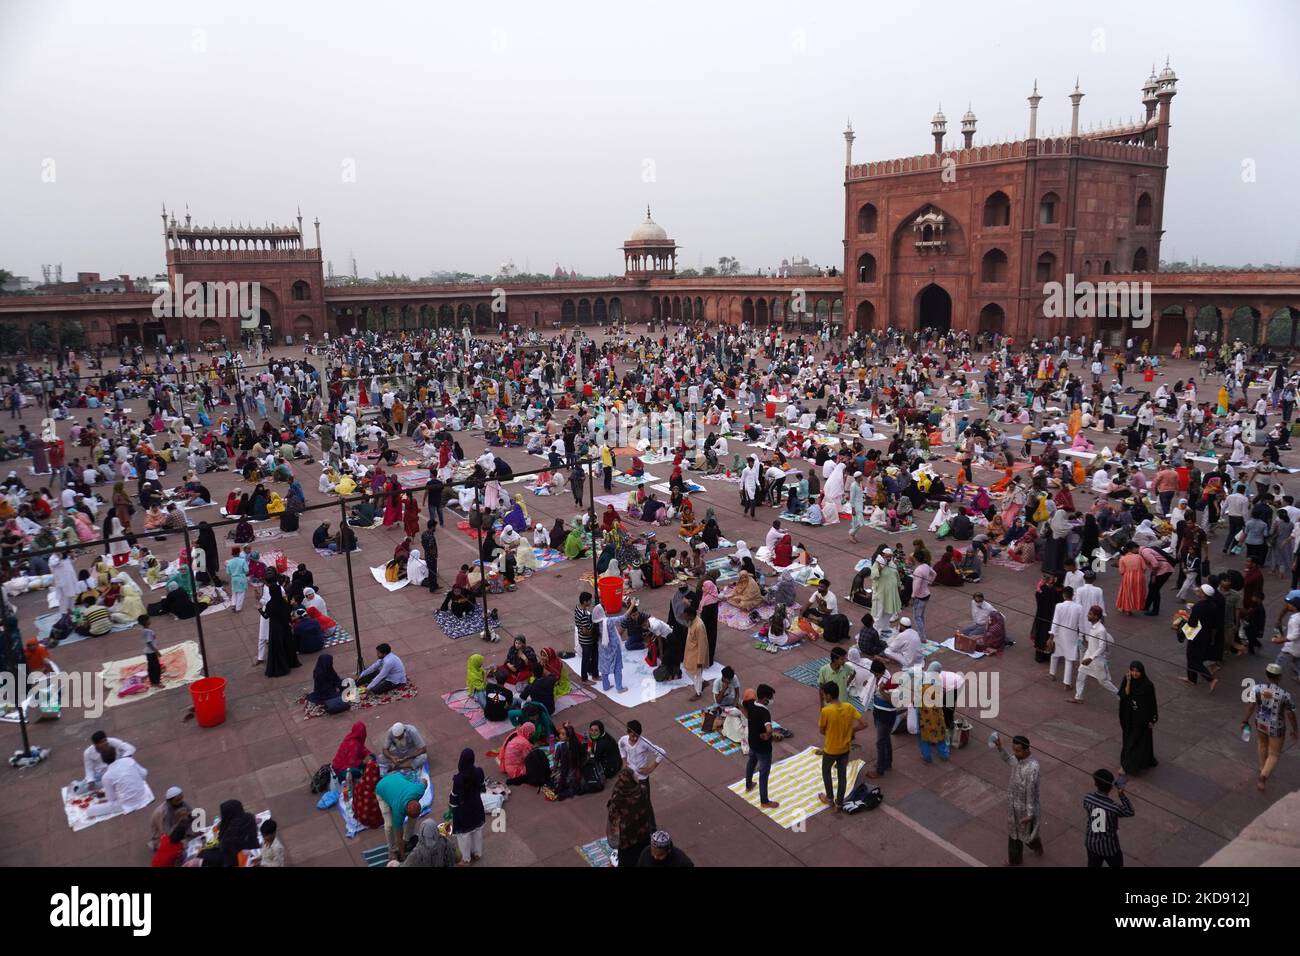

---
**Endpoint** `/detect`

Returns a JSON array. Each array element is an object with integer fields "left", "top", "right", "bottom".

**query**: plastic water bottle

[{"left": 1241, "top": 724, "right": 1252, "bottom": 743}]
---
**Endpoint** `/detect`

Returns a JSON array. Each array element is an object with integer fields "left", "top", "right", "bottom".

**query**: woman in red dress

[
  {"left": 350, "top": 757, "right": 384, "bottom": 829},
  {"left": 1115, "top": 542, "right": 1148, "bottom": 615},
  {"left": 382, "top": 478, "right": 402, "bottom": 527},
  {"left": 403, "top": 492, "right": 420, "bottom": 537}
]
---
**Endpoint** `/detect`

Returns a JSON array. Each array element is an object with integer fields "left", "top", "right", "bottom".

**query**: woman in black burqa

[
  {"left": 263, "top": 580, "right": 299, "bottom": 677},
  {"left": 1118, "top": 660, "right": 1158, "bottom": 774},
  {"left": 200, "top": 799, "right": 260, "bottom": 867},
  {"left": 196, "top": 522, "right": 223, "bottom": 586}
]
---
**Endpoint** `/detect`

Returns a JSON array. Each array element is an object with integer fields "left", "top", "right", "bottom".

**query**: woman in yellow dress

[
  {"left": 677, "top": 497, "right": 702, "bottom": 539},
  {"left": 1216, "top": 385, "right": 1230, "bottom": 416}
]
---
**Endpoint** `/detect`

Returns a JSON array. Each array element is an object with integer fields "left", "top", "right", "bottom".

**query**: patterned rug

[
  {"left": 441, "top": 685, "right": 597, "bottom": 739},
  {"left": 533, "top": 547, "right": 566, "bottom": 571},
  {"left": 675, "top": 709, "right": 785, "bottom": 756},
  {"left": 751, "top": 631, "right": 802, "bottom": 652},
  {"left": 297, "top": 680, "right": 420, "bottom": 720},
  {"left": 727, "top": 746, "right": 864, "bottom": 829},
  {"left": 613, "top": 473, "right": 657, "bottom": 487},
  {"left": 576, "top": 837, "right": 614, "bottom": 867},
  {"left": 782, "top": 657, "right": 865, "bottom": 711},
  {"left": 704, "top": 555, "right": 739, "bottom": 584},
  {"left": 717, "top": 600, "right": 795, "bottom": 631},
  {"left": 434, "top": 608, "right": 492, "bottom": 640},
  {"left": 362, "top": 844, "right": 391, "bottom": 867},
  {"left": 323, "top": 626, "right": 355, "bottom": 649}
]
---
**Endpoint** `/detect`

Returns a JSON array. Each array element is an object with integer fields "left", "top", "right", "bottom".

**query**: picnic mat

[
  {"left": 297, "top": 680, "right": 420, "bottom": 720},
  {"left": 652, "top": 481, "right": 704, "bottom": 496},
  {"left": 61, "top": 782, "right": 155, "bottom": 832},
  {"left": 614, "top": 473, "right": 658, "bottom": 487},
  {"left": 716, "top": 600, "right": 794, "bottom": 631},
  {"left": 396, "top": 469, "right": 431, "bottom": 489},
  {"left": 751, "top": 630, "right": 802, "bottom": 652},
  {"left": 252, "top": 526, "right": 299, "bottom": 542},
  {"left": 576, "top": 837, "right": 614, "bottom": 867},
  {"left": 33, "top": 611, "right": 136, "bottom": 645},
  {"left": 315, "top": 547, "right": 363, "bottom": 558},
  {"left": 675, "top": 708, "right": 785, "bottom": 756},
  {"left": 441, "top": 685, "right": 597, "bottom": 739},
  {"left": 782, "top": 656, "right": 866, "bottom": 711},
  {"left": 939, "top": 637, "right": 986, "bottom": 659},
  {"left": 704, "top": 555, "right": 739, "bottom": 584},
  {"left": 533, "top": 547, "right": 566, "bottom": 570},
  {"left": 563, "top": 647, "right": 723, "bottom": 708},
  {"left": 324, "top": 625, "right": 355, "bottom": 648},
  {"left": 369, "top": 565, "right": 409, "bottom": 591},
  {"left": 99, "top": 641, "right": 204, "bottom": 708},
  {"left": 434, "top": 608, "right": 493, "bottom": 640},
  {"left": 727, "top": 746, "right": 864, "bottom": 829}
]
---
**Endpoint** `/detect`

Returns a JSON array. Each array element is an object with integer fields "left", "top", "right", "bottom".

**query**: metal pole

[
  {"left": 0, "top": 559, "right": 35, "bottom": 761},
  {"left": 586, "top": 455, "right": 599, "bottom": 589},
  {"left": 338, "top": 495, "right": 365, "bottom": 674},
  {"left": 474, "top": 480, "right": 492, "bottom": 641},
  {"left": 178, "top": 521, "right": 211, "bottom": 678}
]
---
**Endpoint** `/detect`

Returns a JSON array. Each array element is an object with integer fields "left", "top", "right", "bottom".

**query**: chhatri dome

[
  {"left": 629, "top": 206, "right": 669, "bottom": 242},
  {"left": 623, "top": 205, "right": 677, "bottom": 278}
]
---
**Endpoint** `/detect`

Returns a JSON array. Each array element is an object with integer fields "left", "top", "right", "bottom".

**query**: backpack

[
  {"left": 523, "top": 747, "right": 550, "bottom": 787},
  {"left": 842, "top": 782, "right": 883, "bottom": 814},
  {"left": 652, "top": 663, "right": 673, "bottom": 682},
  {"left": 581, "top": 760, "right": 605, "bottom": 794},
  {"left": 483, "top": 684, "right": 512, "bottom": 722},
  {"left": 309, "top": 764, "right": 332, "bottom": 794}
]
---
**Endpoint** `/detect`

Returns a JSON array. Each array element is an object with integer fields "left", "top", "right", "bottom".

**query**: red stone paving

[{"left": 3, "top": 342, "right": 1296, "bottom": 868}]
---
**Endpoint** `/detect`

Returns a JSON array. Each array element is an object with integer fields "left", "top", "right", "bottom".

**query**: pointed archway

[{"left": 916, "top": 284, "right": 952, "bottom": 335}]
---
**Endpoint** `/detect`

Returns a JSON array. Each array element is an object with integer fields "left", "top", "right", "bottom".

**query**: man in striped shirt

[{"left": 1083, "top": 769, "right": 1134, "bottom": 867}]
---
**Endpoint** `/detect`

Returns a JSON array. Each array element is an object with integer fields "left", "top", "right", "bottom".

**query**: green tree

[
  {"left": 701, "top": 266, "right": 718, "bottom": 277},
  {"left": 0, "top": 323, "right": 25, "bottom": 353},
  {"left": 28, "top": 321, "right": 54, "bottom": 352},
  {"left": 58, "top": 320, "right": 86, "bottom": 350},
  {"left": 0, "top": 269, "right": 13, "bottom": 294},
  {"left": 717, "top": 256, "right": 740, "bottom": 276}
]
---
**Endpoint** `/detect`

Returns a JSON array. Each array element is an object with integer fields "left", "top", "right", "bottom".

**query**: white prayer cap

[
  {"left": 390, "top": 722, "right": 406, "bottom": 737},
  {"left": 165, "top": 786, "right": 183, "bottom": 799},
  {"left": 899, "top": 617, "right": 912, "bottom": 627},
  {"left": 1200, "top": 584, "right": 1215, "bottom": 596}
]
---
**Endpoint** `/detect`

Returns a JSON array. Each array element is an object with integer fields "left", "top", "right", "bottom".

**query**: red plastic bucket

[
  {"left": 1176, "top": 466, "right": 1190, "bottom": 491},
  {"left": 765, "top": 401, "right": 776, "bottom": 419},
  {"left": 190, "top": 677, "right": 227, "bottom": 728},
  {"left": 597, "top": 576, "right": 624, "bottom": 615}
]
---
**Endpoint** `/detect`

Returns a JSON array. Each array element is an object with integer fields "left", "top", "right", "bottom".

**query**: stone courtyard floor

[{"left": 3, "top": 341, "right": 1296, "bottom": 868}]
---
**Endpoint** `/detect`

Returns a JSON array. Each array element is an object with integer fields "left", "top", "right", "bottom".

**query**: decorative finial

[{"left": 646, "top": 204, "right": 652, "bottom": 221}]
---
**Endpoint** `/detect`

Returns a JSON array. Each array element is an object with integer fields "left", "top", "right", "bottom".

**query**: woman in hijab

[
  {"left": 1032, "top": 572, "right": 1063, "bottom": 663},
  {"left": 152, "top": 581, "right": 197, "bottom": 620},
  {"left": 250, "top": 485, "right": 269, "bottom": 521},
  {"left": 698, "top": 569, "right": 721, "bottom": 666},
  {"left": 232, "top": 515, "right": 255, "bottom": 545},
  {"left": 976, "top": 607, "right": 1008, "bottom": 654},
  {"left": 821, "top": 460, "right": 846, "bottom": 525},
  {"left": 932, "top": 546, "right": 965, "bottom": 587},
  {"left": 497, "top": 721, "right": 536, "bottom": 784},
  {"left": 351, "top": 755, "right": 385, "bottom": 829},
  {"left": 200, "top": 800, "right": 260, "bottom": 867},
  {"left": 466, "top": 653, "right": 489, "bottom": 708},
  {"left": 871, "top": 551, "right": 902, "bottom": 621},
  {"left": 1118, "top": 661, "right": 1159, "bottom": 775},
  {"left": 549, "top": 518, "right": 568, "bottom": 551},
  {"left": 196, "top": 521, "right": 223, "bottom": 587},
  {"left": 607, "top": 767, "right": 655, "bottom": 868},
  {"left": 406, "top": 547, "right": 429, "bottom": 587},
  {"left": 263, "top": 581, "right": 298, "bottom": 677},
  {"left": 595, "top": 540, "right": 618, "bottom": 576},
  {"left": 563, "top": 523, "right": 588, "bottom": 559},
  {"left": 448, "top": 747, "right": 486, "bottom": 865},
  {"left": 725, "top": 570, "right": 764, "bottom": 612},
  {"left": 504, "top": 495, "right": 529, "bottom": 533},
  {"left": 308, "top": 653, "right": 344, "bottom": 706},
  {"left": 401, "top": 816, "right": 456, "bottom": 868},
  {"left": 601, "top": 504, "right": 620, "bottom": 535},
  {"left": 332, "top": 721, "right": 370, "bottom": 785}
]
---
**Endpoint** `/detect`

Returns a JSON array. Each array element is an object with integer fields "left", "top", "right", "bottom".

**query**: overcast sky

[{"left": 2, "top": 0, "right": 1297, "bottom": 280}]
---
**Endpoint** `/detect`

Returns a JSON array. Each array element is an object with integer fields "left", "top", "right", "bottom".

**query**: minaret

[
  {"left": 1069, "top": 78, "right": 1084, "bottom": 137},
  {"left": 1027, "top": 80, "right": 1043, "bottom": 139},
  {"left": 931, "top": 104, "right": 947, "bottom": 154},
  {"left": 296, "top": 206, "right": 303, "bottom": 243},
  {"left": 1154, "top": 58, "right": 1177, "bottom": 149},
  {"left": 1141, "top": 66, "right": 1159, "bottom": 122},
  {"left": 843, "top": 118, "right": 855, "bottom": 167},
  {"left": 961, "top": 105, "right": 977, "bottom": 148},
  {"left": 314, "top": 217, "right": 321, "bottom": 250}
]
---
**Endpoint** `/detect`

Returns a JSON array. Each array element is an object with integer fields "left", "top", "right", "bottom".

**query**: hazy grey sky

[{"left": 2, "top": 0, "right": 1297, "bottom": 280}]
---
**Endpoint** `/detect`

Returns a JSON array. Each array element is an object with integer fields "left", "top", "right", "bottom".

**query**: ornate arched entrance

[{"left": 916, "top": 284, "right": 952, "bottom": 335}]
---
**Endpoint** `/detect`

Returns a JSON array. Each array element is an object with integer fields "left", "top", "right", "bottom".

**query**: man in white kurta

[
  {"left": 1048, "top": 589, "right": 1086, "bottom": 686},
  {"left": 51, "top": 552, "right": 79, "bottom": 614},
  {"left": 87, "top": 751, "right": 154, "bottom": 818},
  {"left": 1071, "top": 607, "right": 1120, "bottom": 702}
]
